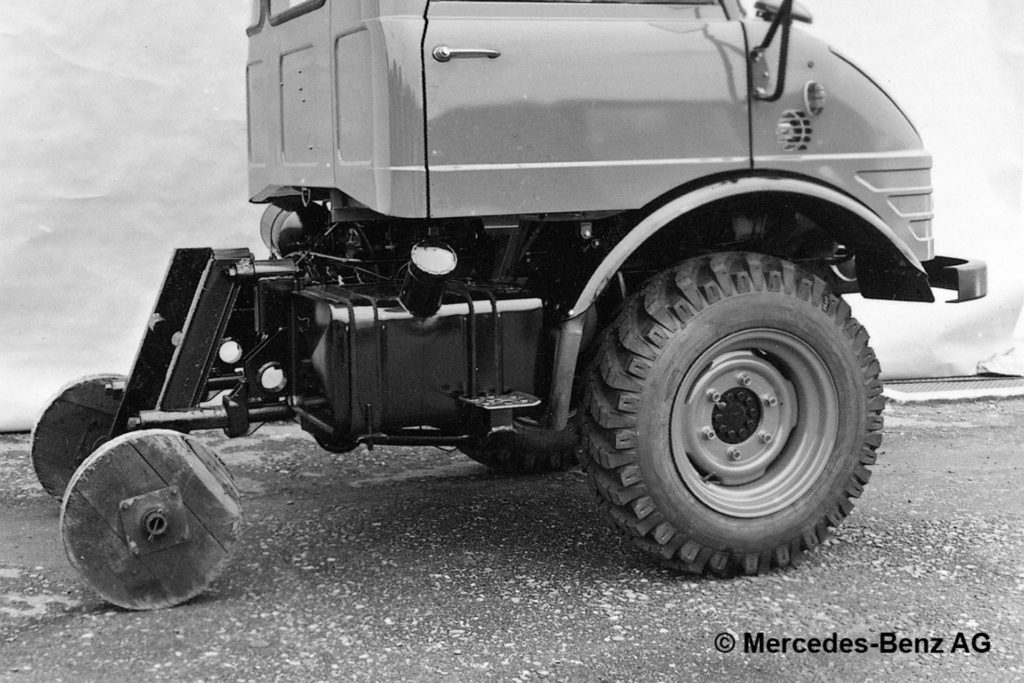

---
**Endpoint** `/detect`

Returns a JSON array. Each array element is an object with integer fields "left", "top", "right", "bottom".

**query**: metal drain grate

[{"left": 884, "top": 376, "right": 1024, "bottom": 403}]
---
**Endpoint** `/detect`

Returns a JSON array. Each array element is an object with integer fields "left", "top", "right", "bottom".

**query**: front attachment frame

[{"left": 111, "top": 248, "right": 298, "bottom": 438}]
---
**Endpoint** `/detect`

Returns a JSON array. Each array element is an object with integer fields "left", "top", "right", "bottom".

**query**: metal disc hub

[
  {"left": 675, "top": 349, "right": 797, "bottom": 489},
  {"left": 711, "top": 387, "right": 763, "bottom": 444},
  {"left": 670, "top": 329, "right": 839, "bottom": 518}
]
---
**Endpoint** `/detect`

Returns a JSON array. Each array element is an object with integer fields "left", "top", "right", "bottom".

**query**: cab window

[{"left": 269, "top": 0, "right": 326, "bottom": 24}]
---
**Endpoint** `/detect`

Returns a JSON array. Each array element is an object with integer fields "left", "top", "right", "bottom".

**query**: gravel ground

[{"left": 1, "top": 398, "right": 1022, "bottom": 681}]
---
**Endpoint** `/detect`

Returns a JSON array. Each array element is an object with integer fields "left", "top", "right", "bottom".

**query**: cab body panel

[
  {"left": 747, "top": 22, "right": 934, "bottom": 261},
  {"left": 423, "top": 1, "right": 750, "bottom": 217},
  {"left": 332, "top": 0, "right": 428, "bottom": 216},
  {"left": 248, "top": 0, "right": 428, "bottom": 216},
  {"left": 248, "top": 1, "right": 335, "bottom": 197}
]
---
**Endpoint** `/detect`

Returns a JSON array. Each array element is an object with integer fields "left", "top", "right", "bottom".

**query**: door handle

[{"left": 432, "top": 46, "right": 501, "bottom": 63}]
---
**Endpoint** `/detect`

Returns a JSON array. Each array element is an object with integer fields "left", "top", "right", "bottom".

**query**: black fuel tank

[{"left": 292, "top": 283, "right": 544, "bottom": 436}]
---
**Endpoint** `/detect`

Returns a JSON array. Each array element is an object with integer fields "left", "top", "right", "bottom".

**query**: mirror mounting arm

[{"left": 751, "top": 0, "right": 793, "bottom": 103}]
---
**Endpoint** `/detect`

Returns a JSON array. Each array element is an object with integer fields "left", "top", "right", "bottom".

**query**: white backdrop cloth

[{"left": 1, "top": 1, "right": 1021, "bottom": 430}]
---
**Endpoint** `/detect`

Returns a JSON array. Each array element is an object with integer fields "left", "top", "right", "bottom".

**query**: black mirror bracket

[{"left": 752, "top": 0, "right": 793, "bottom": 103}]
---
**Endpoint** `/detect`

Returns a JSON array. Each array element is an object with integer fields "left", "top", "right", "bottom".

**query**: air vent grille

[{"left": 776, "top": 110, "right": 813, "bottom": 152}]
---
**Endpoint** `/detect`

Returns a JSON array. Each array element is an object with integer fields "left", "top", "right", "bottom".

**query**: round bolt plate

[
  {"left": 674, "top": 348, "right": 798, "bottom": 489},
  {"left": 712, "top": 387, "right": 763, "bottom": 445}
]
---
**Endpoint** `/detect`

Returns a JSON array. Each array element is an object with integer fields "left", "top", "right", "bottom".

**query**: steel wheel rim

[{"left": 670, "top": 328, "right": 839, "bottom": 518}]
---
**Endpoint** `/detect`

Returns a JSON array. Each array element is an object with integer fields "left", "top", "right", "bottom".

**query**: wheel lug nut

[
  {"left": 762, "top": 394, "right": 778, "bottom": 407},
  {"left": 759, "top": 431, "right": 774, "bottom": 444},
  {"left": 707, "top": 390, "right": 722, "bottom": 403},
  {"left": 737, "top": 373, "right": 752, "bottom": 387},
  {"left": 701, "top": 426, "right": 717, "bottom": 440},
  {"left": 727, "top": 448, "right": 742, "bottom": 461}
]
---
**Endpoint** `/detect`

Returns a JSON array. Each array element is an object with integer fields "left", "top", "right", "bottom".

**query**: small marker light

[
  {"left": 258, "top": 363, "right": 287, "bottom": 393},
  {"left": 804, "top": 81, "right": 826, "bottom": 116},
  {"left": 219, "top": 339, "right": 244, "bottom": 365}
]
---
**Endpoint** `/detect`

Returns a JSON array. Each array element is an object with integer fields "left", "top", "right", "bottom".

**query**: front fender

[{"left": 566, "top": 175, "right": 928, "bottom": 317}]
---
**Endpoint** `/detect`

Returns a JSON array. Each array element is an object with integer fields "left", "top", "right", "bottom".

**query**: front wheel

[{"left": 581, "top": 252, "right": 883, "bottom": 575}]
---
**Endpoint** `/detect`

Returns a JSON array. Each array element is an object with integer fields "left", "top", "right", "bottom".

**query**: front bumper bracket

[{"left": 923, "top": 256, "right": 987, "bottom": 303}]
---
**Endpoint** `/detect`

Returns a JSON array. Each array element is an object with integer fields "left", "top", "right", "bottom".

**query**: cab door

[{"left": 423, "top": 0, "right": 750, "bottom": 218}]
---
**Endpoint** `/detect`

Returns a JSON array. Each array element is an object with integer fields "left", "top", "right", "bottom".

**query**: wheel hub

[
  {"left": 677, "top": 350, "right": 797, "bottom": 488},
  {"left": 670, "top": 329, "right": 839, "bottom": 518},
  {"left": 712, "top": 387, "right": 762, "bottom": 444}
]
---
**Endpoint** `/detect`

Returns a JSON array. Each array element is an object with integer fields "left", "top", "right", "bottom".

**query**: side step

[{"left": 460, "top": 391, "right": 542, "bottom": 434}]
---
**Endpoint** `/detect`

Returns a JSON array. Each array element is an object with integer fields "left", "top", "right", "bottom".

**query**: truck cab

[{"left": 244, "top": 0, "right": 977, "bottom": 301}]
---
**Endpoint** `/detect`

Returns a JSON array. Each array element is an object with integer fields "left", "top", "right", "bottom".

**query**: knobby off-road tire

[
  {"left": 581, "top": 252, "right": 883, "bottom": 575},
  {"left": 461, "top": 419, "right": 578, "bottom": 474}
]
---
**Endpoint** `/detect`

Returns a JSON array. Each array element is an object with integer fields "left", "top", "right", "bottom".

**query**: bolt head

[
  {"left": 707, "top": 390, "right": 722, "bottom": 403},
  {"left": 759, "top": 432, "right": 774, "bottom": 445},
  {"left": 727, "top": 448, "right": 742, "bottom": 462},
  {"left": 701, "top": 427, "right": 717, "bottom": 441},
  {"left": 737, "top": 374, "right": 752, "bottom": 387},
  {"left": 762, "top": 394, "right": 778, "bottom": 407}
]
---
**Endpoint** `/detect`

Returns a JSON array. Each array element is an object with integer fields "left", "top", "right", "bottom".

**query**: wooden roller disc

[
  {"left": 60, "top": 429, "right": 242, "bottom": 610},
  {"left": 31, "top": 374, "right": 126, "bottom": 498}
]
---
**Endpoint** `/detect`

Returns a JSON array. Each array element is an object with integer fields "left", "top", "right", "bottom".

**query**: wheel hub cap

[{"left": 712, "top": 387, "right": 763, "bottom": 444}]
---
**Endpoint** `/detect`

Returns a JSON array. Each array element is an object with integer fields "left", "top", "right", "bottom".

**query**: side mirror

[{"left": 754, "top": 0, "right": 813, "bottom": 25}]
